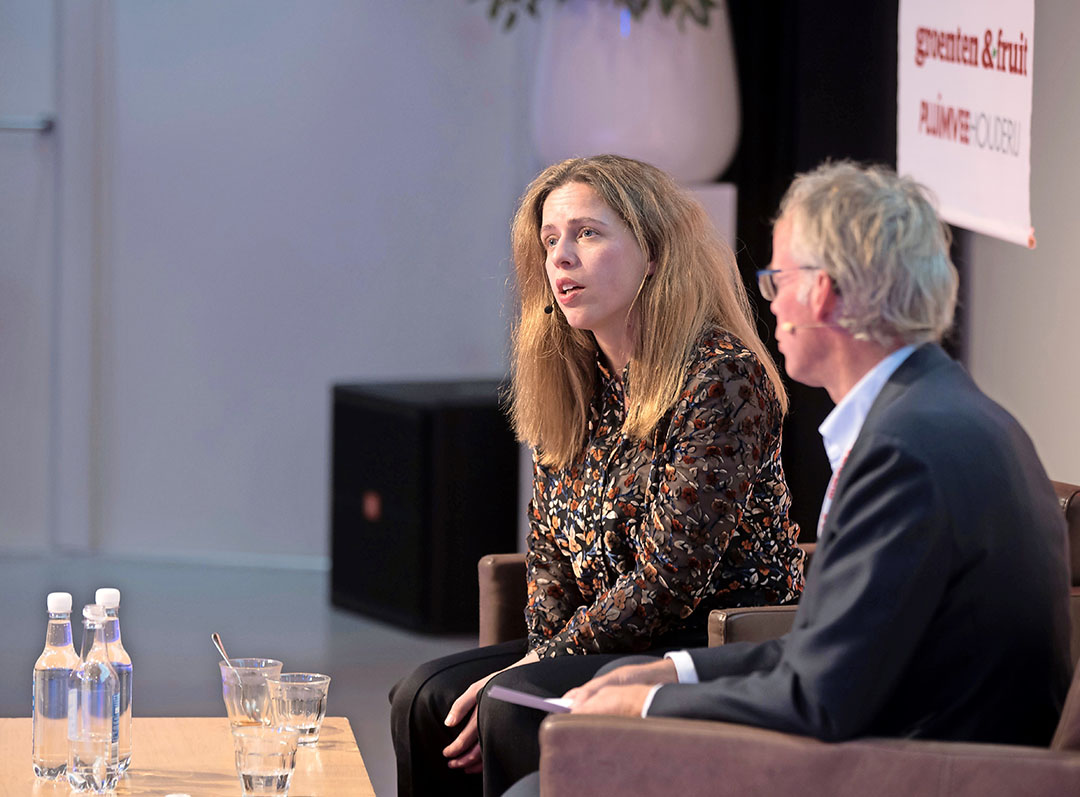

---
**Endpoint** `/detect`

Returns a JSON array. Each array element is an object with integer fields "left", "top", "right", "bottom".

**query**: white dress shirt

[{"left": 639, "top": 345, "right": 916, "bottom": 716}]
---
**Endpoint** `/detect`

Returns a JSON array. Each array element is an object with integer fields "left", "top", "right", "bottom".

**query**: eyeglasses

[{"left": 755, "top": 266, "right": 823, "bottom": 301}]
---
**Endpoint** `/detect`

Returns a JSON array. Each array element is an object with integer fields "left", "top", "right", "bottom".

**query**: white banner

[{"left": 898, "top": 0, "right": 1035, "bottom": 248}]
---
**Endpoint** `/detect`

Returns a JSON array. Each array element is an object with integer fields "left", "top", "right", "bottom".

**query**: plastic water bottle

[
  {"left": 95, "top": 587, "right": 132, "bottom": 773},
  {"left": 67, "top": 604, "right": 120, "bottom": 793},
  {"left": 32, "top": 591, "right": 80, "bottom": 779}
]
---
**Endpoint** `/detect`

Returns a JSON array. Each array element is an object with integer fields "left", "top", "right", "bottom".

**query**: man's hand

[
  {"left": 571, "top": 684, "right": 657, "bottom": 717},
  {"left": 564, "top": 659, "right": 677, "bottom": 710}
]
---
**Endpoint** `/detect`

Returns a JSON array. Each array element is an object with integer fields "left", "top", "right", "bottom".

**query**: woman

[{"left": 391, "top": 155, "right": 803, "bottom": 796}]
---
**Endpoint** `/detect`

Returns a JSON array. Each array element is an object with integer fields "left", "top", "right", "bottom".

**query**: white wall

[
  {"left": 966, "top": 4, "right": 1080, "bottom": 485},
  {"left": 19, "top": 1, "right": 538, "bottom": 565},
  {"left": 0, "top": 0, "right": 55, "bottom": 553},
  {"left": 98, "top": 2, "right": 537, "bottom": 564}
]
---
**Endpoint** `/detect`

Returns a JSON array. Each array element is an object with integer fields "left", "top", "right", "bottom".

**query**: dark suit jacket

[{"left": 647, "top": 344, "right": 1073, "bottom": 745}]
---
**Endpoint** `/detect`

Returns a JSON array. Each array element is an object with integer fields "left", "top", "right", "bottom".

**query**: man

[{"left": 501, "top": 161, "right": 1072, "bottom": 794}]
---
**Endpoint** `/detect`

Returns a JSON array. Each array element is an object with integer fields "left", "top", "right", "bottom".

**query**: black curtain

[{"left": 721, "top": 1, "right": 902, "bottom": 542}]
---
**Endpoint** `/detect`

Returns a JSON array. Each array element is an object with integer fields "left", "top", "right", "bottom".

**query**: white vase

[{"left": 530, "top": 0, "right": 741, "bottom": 183}]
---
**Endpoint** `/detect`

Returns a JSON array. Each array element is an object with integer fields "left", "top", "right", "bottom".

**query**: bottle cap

[
  {"left": 46, "top": 592, "right": 72, "bottom": 614},
  {"left": 96, "top": 587, "right": 121, "bottom": 608},
  {"left": 83, "top": 603, "right": 108, "bottom": 623}
]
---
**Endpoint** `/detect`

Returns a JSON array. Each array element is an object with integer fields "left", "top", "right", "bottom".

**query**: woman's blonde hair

[{"left": 509, "top": 155, "right": 786, "bottom": 468}]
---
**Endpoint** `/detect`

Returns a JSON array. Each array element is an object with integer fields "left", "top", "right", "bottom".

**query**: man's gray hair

[{"left": 778, "top": 161, "right": 958, "bottom": 346}]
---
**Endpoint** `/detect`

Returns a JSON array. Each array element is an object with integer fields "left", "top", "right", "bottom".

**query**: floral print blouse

[{"left": 526, "top": 327, "right": 804, "bottom": 658}]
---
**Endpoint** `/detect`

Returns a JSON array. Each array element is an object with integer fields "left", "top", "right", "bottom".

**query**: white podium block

[{"left": 688, "top": 182, "right": 738, "bottom": 249}]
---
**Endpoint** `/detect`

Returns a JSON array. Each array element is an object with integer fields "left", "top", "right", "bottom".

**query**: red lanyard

[{"left": 816, "top": 448, "right": 851, "bottom": 536}]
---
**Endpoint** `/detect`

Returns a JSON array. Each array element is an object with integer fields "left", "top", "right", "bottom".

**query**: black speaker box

[{"left": 330, "top": 380, "right": 519, "bottom": 633}]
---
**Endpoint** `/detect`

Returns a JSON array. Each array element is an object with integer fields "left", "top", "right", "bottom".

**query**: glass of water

[
  {"left": 266, "top": 673, "right": 331, "bottom": 745},
  {"left": 231, "top": 724, "right": 301, "bottom": 796},
  {"left": 220, "top": 658, "right": 284, "bottom": 727}
]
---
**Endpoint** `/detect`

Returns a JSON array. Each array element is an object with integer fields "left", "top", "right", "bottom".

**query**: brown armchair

[
  {"left": 537, "top": 666, "right": 1080, "bottom": 795},
  {"left": 535, "top": 609, "right": 1080, "bottom": 793},
  {"left": 1055, "top": 481, "right": 1080, "bottom": 664},
  {"left": 478, "top": 481, "right": 1080, "bottom": 795},
  {"left": 1057, "top": 479, "right": 1080, "bottom": 591}
]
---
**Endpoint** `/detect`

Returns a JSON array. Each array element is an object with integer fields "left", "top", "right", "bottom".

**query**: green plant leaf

[{"left": 470, "top": 0, "right": 718, "bottom": 31}]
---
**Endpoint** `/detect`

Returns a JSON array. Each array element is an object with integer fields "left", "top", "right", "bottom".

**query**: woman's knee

[{"left": 391, "top": 659, "right": 464, "bottom": 736}]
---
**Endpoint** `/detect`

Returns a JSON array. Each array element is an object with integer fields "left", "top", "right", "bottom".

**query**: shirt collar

[{"left": 818, "top": 345, "right": 916, "bottom": 472}]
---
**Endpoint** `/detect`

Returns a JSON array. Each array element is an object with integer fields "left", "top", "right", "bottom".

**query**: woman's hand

[
  {"left": 440, "top": 672, "right": 496, "bottom": 773},
  {"left": 441, "top": 650, "right": 539, "bottom": 773}
]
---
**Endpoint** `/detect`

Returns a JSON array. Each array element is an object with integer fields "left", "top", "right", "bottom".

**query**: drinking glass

[
  {"left": 219, "top": 658, "right": 284, "bottom": 727},
  {"left": 231, "top": 724, "right": 300, "bottom": 797},
  {"left": 266, "top": 673, "right": 331, "bottom": 745}
]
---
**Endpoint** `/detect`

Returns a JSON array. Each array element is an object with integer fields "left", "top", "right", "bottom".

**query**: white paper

[{"left": 487, "top": 685, "right": 573, "bottom": 714}]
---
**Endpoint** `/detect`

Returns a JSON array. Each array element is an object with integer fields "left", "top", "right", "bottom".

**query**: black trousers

[
  {"left": 390, "top": 639, "right": 526, "bottom": 797},
  {"left": 390, "top": 642, "right": 682, "bottom": 797}
]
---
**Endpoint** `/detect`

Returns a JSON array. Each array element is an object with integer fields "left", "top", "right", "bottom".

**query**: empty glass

[
  {"left": 266, "top": 673, "right": 331, "bottom": 745},
  {"left": 231, "top": 724, "right": 300, "bottom": 796},
  {"left": 219, "top": 658, "right": 283, "bottom": 726}
]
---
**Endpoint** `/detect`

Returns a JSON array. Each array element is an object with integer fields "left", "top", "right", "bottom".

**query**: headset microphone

[
  {"left": 780, "top": 322, "right": 836, "bottom": 334},
  {"left": 544, "top": 304, "right": 554, "bottom": 314}
]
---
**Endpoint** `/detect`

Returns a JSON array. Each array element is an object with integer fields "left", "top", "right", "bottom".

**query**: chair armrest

[
  {"left": 708, "top": 605, "right": 798, "bottom": 646},
  {"left": 1069, "top": 592, "right": 1080, "bottom": 669},
  {"left": 538, "top": 714, "right": 1080, "bottom": 796},
  {"left": 478, "top": 553, "right": 527, "bottom": 646},
  {"left": 1053, "top": 617, "right": 1080, "bottom": 751},
  {"left": 1051, "top": 480, "right": 1080, "bottom": 588}
]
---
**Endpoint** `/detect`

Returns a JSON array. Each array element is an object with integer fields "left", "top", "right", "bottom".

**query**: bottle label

[{"left": 112, "top": 690, "right": 119, "bottom": 742}]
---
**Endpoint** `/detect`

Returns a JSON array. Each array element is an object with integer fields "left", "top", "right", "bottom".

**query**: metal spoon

[{"left": 212, "top": 632, "right": 260, "bottom": 722}]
